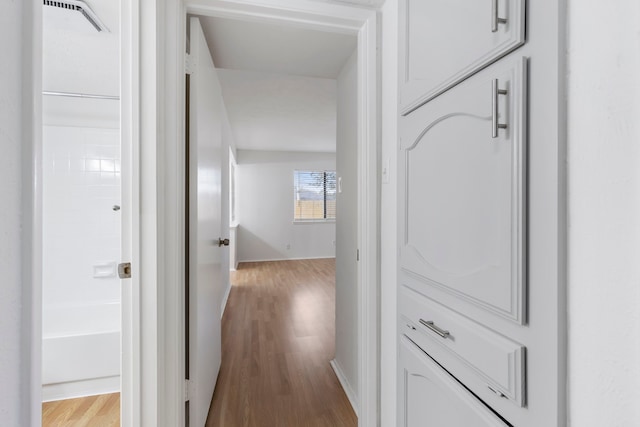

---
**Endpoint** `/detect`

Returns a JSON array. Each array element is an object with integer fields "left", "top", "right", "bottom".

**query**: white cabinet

[
  {"left": 400, "top": 286, "right": 526, "bottom": 407},
  {"left": 397, "top": 0, "right": 564, "bottom": 426},
  {"left": 399, "top": 56, "right": 528, "bottom": 325},
  {"left": 399, "top": 336, "right": 509, "bottom": 427},
  {"left": 399, "top": 0, "right": 525, "bottom": 115}
]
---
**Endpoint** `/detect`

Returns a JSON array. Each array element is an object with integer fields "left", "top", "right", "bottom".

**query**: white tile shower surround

[{"left": 42, "top": 125, "right": 121, "bottom": 401}]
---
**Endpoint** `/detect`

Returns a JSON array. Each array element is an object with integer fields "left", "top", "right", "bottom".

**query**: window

[{"left": 293, "top": 170, "right": 336, "bottom": 221}]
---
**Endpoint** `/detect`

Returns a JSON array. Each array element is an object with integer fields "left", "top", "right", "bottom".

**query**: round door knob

[{"left": 218, "top": 238, "right": 230, "bottom": 247}]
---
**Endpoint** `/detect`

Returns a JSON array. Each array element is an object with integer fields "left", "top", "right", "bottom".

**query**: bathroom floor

[{"left": 42, "top": 392, "right": 119, "bottom": 426}]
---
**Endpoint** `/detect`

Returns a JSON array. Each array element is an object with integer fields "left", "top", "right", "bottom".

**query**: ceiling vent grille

[{"left": 43, "top": 0, "right": 110, "bottom": 33}]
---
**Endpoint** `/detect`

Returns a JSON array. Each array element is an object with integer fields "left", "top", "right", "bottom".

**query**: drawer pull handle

[
  {"left": 491, "top": 0, "right": 508, "bottom": 32},
  {"left": 492, "top": 78, "right": 508, "bottom": 138},
  {"left": 419, "top": 319, "right": 450, "bottom": 339}
]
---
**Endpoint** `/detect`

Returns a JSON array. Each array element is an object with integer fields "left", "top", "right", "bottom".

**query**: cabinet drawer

[
  {"left": 400, "top": 285, "right": 525, "bottom": 407},
  {"left": 399, "top": 0, "right": 525, "bottom": 115},
  {"left": 399, "top": 56, "right": 528, "bottom": 325},
  {"left": 399, "top": 336, "right": 510, "bottom": 427}
]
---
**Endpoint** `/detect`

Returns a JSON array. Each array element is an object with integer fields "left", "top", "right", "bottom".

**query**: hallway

[{"left": 206, "top": 259, "right": 357, "bottom": 426}]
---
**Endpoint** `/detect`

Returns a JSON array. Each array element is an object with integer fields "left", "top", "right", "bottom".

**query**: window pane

[{"left": 294, "top": 170, "right": 336, "bottom": 220}]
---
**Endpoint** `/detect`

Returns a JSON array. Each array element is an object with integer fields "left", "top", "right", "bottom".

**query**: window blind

[{"left": 293, "top": 170, "right": 337, "bottom": 221}]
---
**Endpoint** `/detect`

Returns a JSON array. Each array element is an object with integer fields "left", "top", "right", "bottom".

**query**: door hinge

[
  {"left": 357, "top": 249, "right": 360, "bottom": 261},
  {"left": 118, "top": 262, "right": 131, "bottom": 279},
  {"left": 184, "top": 379, "right": 194, "bottom": 402},
  {"left": 185, "top": 53, "right": 195, "bottom": 75}
]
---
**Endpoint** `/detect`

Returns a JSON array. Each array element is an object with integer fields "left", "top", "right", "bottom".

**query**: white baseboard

[
  {"left": 237, "top": 256, "right": 336, "bottom": 264},
  {"left": 221, "top": 282, "right": 231, "bottom": 319},
  {"left": 330, "top": 359, "right": 359, "bottom": 416},
  {"left": 42, "top": 375, "right": 120, "bottom": 402}
]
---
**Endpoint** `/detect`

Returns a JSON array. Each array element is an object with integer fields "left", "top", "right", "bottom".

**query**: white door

[
  {"left": 188, "top": 16, "right": 224, "bottom": 427},
  {"left": 399, "top": 0, "right": 525, "bottom": 114},
  {"left": 398, "top": 336, "right": 509, "bottom": 427},
  {"left": 399, "top": 56, "right": 527, "bottom": 326}
]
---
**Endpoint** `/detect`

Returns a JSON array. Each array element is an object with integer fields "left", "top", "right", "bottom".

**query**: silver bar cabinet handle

[
  {"left": 492, "top": 0, "right": 508, "bottom": 32},
  {"left": 492, "top": 78, "right": 508, "bottom": 138},
  {"left": 419, "top": 319, "right": 450, "bottom": 339}
]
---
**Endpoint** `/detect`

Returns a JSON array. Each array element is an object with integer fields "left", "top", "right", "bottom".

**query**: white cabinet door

[
  {"left": 399, "top": 0, "right": 525, "bottom": 115},
  {"left": 399, "top": 57, "right": 527, "bottom": 325},
  {"left": 398, "top": 336, "right": 509, "bottom": 427}
]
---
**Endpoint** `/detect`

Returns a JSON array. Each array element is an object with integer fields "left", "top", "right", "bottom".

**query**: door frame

[
  {"left": 28, "top": 1, "right": 140, "bottom": 425},
  {"left": 120, "top": 0, "right": 142, "bottom": 425},
  {"left": 128, "top": 0, "right": 379, "bottom": 426}
]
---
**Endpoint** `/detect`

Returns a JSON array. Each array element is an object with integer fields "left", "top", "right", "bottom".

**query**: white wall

[
  {"left": 379, "top": 1, "right": 399, "bottom": 425},
  {"left": 216, "top": 69, "right": 338, "bottom": 153},
  {"left": 333, "top": 49, "right": 359, "bottom": 410},
  {"left": 236, "top": 149, "right": 336, "bottom": 262},
  {"left": 0, "top": 1, "right": 27, "bottom": 424},
  {"left": 567, "top": 1, "right": 640, "bottom": 426}
]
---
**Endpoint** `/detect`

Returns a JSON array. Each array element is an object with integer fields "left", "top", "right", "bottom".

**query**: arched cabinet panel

[{"left": 399, "top": 57, "right": 528, "bottom": 325}]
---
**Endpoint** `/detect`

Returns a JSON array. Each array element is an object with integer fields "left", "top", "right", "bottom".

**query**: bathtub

[{"left": 42, "top": 302, "right": 120, "bottom": 402}]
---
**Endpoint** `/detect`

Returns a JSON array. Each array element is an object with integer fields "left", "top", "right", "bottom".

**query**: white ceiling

[
  {"left": 199, "top": 17, "right": 357, "bottom": 79},
  {"left": 43, "top": 0, "right": 120, "bottom": 96},
  {"left": 216, "top": 69, "right": 338, "bottom": 153}
]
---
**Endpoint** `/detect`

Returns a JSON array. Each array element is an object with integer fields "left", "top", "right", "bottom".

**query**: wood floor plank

[
  {"left": 206, "top": 259, "right": 357, "bottom": 427},
  {"left": 42, "top": 393, "right": 120, "bottom": 427}
]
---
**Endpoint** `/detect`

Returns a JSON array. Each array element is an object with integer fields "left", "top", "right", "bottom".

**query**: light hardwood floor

[
  {"left": 206, "top": 259, "right": 357, "bottom": 427},
  {"left": 41, "top": 260, "right": 352, "bottom": 427},
  {"left": 42, "top": 393, "right": 120, "bottom": 426}
]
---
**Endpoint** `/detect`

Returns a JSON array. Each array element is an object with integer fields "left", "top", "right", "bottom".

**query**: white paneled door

[
  {"left": 188, "top": 17, "right": 224, "bottom": 427},
  {"left": 399, "top": 0, "right": 525, "bottom": 114},
  {"left": 398, "top": 337, "right": 509, "bottom": 427},
  {"left": 399, "top": 56, "right": 527, "bottom": 326}
]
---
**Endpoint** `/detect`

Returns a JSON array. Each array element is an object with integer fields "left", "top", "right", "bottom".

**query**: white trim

[
  {"left": 330, "top": 359, "right": 359, "bottom": 417},
  {"left": 160, "top": 1, "right": 189, "bottom": 425},
  {"left": 42, "top": 377, "right": 120, "bottom": 403},
  {"left": 220, "top": 283, "right": 232, "bottom": 319},
  {"left": 186, "top": 0, "right": 372, "bottom": 33},
  {"left": 237, "top": 256, "right": 337, "bottom": 263},
  {"left": 27, "top": 1, "right": 43, "bottom": 425},
  {"left": 355, "top": 13, "right": 379, "bottom": 427},
  {"left": 139, "top": 1, "right": 379, "bottom": 425},
  {"left": 120, "top": 0, "right": 142, "bottom": 425},
  {"left": 292, "top": 220, "right": 336, "bottom": 224}
]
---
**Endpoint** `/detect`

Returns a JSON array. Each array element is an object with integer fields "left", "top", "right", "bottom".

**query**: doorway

[
  {"left": 176, "top": 2, "right": 378, "bottom": 425},
  {"left": 41, "top": 1, "right": 122, "bottom": 425},
  {"left": 188, "top": 10, "right": 362, "bottom": 423}
]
